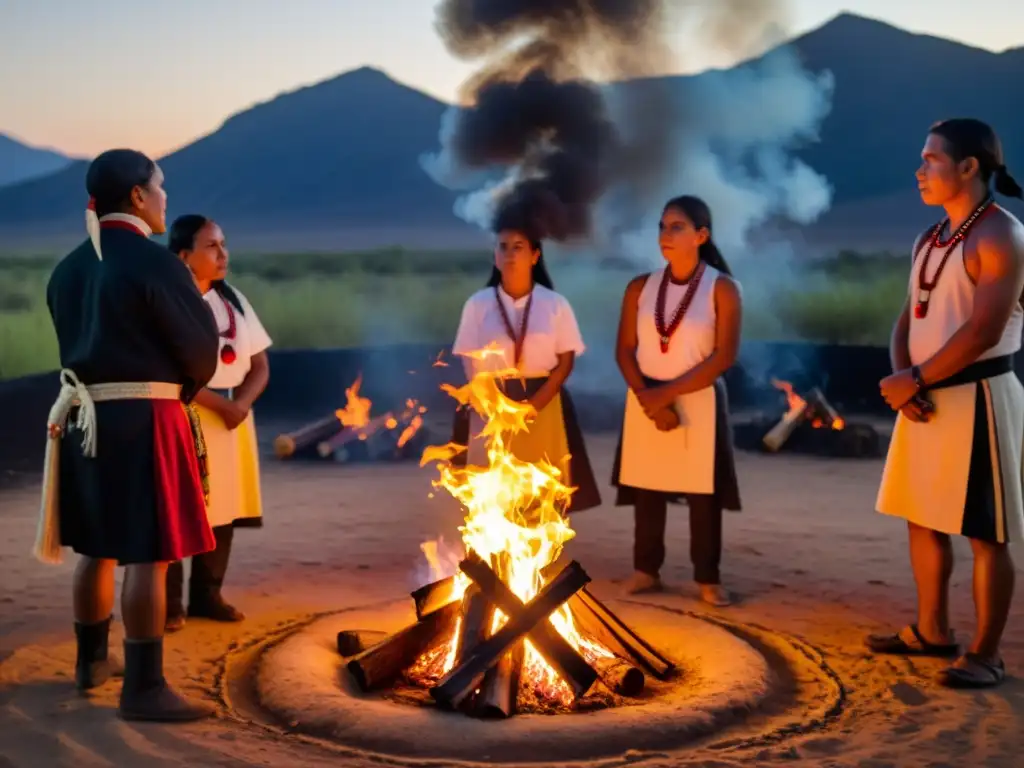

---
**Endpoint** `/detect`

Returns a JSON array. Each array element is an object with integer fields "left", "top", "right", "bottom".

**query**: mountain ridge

[{"left": 0, "top": 13, "right": 1021, "bottom": 251}]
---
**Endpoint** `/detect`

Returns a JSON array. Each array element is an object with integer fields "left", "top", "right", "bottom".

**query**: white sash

[{"left": 34, "top": 369, "right": 182, "bottom": 564}]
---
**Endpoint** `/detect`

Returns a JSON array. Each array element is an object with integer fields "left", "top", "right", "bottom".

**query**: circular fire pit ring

[{"left": 219, "top": 598, "right": 845, "bottom": 763}]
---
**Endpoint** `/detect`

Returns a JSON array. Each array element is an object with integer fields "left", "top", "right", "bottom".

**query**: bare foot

[
  {"left": 699, "top": 584, "right": 733, "bottom": 607},
  {"left": 624, "top": 571, "right": 663, "bottom": 594}
]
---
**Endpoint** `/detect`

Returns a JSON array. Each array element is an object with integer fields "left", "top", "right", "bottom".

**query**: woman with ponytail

[
  {"left": 872, "top": 118, "right": 1024, "bottom": 690},
  {"left": 165, "top": 214, "right": 272, "bottom": 631},
  {"left": 610, "top": 195, "right": 743, "bottom": 606},
  {"left": 449, "top": 212, "right": 602, "bottom": 514}
]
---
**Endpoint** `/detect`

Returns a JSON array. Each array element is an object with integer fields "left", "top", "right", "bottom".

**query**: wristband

[{"left": 911, "top": 365, "right": 926, "bottom": 391}]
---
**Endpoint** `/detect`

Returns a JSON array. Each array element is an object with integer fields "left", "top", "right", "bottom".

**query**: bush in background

[{"left": 0, "top": 247, "right": 909, "bottom": 379}]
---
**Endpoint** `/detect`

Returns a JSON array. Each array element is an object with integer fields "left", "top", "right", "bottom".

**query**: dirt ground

[{"left": 2, "top": 434, "right": 1023, "bottom": 767}]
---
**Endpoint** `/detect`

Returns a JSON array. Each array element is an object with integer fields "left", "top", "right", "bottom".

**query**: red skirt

[{"left": 152, "top": 400, "right": 215, "bottom": 561}]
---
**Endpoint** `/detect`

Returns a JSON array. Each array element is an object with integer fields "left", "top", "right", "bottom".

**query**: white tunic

[
  {"left": 619, "top": 265, "right": 726, "bottom": 494},
  {"left": 204, "top": 286, "right": 273, "bottom": 390},
  {"left": 452, "top": 284, "right": 586, "bottom": 377},
  {"left": 196, "top": 284, "right": 271, "bottom": 528}
]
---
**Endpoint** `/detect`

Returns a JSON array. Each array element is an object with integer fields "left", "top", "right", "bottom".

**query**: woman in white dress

[
  {"left": 450, "top": 216, "right": 602, "bottom": 513},
  {"left": 610, "top": 195, "right": 743, "bottom": 606},
  {"left": 164, "top": 215, "right": 272, "bottom": 630}
]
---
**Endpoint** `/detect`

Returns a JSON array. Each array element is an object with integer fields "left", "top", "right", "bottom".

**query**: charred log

[
  {"left": 273, "top": 414, "right": 343, "bottom": 458},
  {"left": 346, "top": 600, "right": 460, "bottom": 692},
  {"left": 568, "top": 587, "right": 674, "bottom": 680},
  {"left": 592, "top": 656, "right": 645, "bottom": 697},
  {"left": 476, "top": 639, "right": 525, "bottom": 718},
  {"left": 411, "top": 576, "right": 456, "bottom": 620},
  {"left": 431, "top": 560, "right": 594, "bottom": 708}
]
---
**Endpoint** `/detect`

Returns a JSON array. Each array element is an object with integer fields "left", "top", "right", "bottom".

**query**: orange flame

[
  {"left": 417, "top": 343, "right": 612, "bottom": 704},
  {"left": 336, "top": 374, "right": 372, "bottom": 428}
]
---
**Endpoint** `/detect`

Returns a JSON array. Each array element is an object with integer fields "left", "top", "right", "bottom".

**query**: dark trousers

[
  {"left": 167, "top": 523, "right": 234, "bottom": 611},
  {"left": 633, "top": 489, "right": 722, "bottom": 585}
]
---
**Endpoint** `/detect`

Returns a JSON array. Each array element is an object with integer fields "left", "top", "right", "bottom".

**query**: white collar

[
  {"left": 497, "top": 284, "right": 535, "bottom": 308},
  {"left": 99, "top": 213, "right": 153, "bottom": 237}
]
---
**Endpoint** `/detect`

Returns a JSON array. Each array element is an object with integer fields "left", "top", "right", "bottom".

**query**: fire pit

[
  {"left": 733, "top": 379, "right": 885, "bottom": 459},
  {"left": 272, "top": 373, "right": 429, "bottom": 463},
  {"left": 321, "top": 356, "right": 678, "bottom": 719}
]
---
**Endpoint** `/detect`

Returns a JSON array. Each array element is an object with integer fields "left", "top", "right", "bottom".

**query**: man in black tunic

[{"left": 37, "top": 149, "right": 221, "bottom": 721}]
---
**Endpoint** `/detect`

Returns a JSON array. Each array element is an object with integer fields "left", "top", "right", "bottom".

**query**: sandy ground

[{"left": 2, "top": 434, "right": 1024, "bottom": 767}]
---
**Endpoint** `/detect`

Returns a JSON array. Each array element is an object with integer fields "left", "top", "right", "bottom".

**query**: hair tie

[{"left": 85, "top": 197, "right": 102, "bottom": 260}]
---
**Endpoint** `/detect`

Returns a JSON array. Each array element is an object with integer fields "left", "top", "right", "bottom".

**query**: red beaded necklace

[
  {"left": 494, "top": 286, "right": 533, "bottom": 367},
  {"left": 654, "top": 261, "right": 706, "bottom": 353},
  {"left": 217, "top": 292, "right": 238, "bottom": 364},
  {"left": 914, "top": 196, "right": 994, "bottom": 319}
]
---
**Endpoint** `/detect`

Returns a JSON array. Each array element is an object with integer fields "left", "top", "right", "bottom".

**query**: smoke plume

[{"left": 421, "top": 0, "right": 834, "bottom": 249}]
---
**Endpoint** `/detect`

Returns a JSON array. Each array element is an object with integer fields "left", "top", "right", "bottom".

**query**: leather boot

[
  {"left": 75, "top": 616, "right": 120, "bottom": 690},
  {"left": 117, "top": 638, "right": 213, "bottom": 722},
  {"left": 188, "top": 524, "right": 244, "bottom": 622}
]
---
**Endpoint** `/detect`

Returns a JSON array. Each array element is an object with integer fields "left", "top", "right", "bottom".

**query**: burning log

[
  {"left": 568, "top": 587, "right": 675, "bottom": 681},
  {"left": 272, "top": 413, "right": 343, "bottom": 458},
  {"left": 592, "top": 656, "right": 645, "bottom": 697},
  {"left": 763, "top": 380, "right": 845, "bottom": 452},
  {"left": 476, "top": 640, "right": 525, "bottom": 718},
  {"left": 410, "top": 559, "right": 564, "bottom": 620},
  {"left": 411, "top": 576, "right": 457, "bottom": 620},
  {"left": 346, "top": 600, "right": 460, "bottom": 692},
  {"left": 431, "top": 560, "right": 595, "bottom": 709},
  {"left": 336, "top": 630, "right": 376, "bottom": 657},
  {"left": 762, "top": 403, "right": 807, "bottom": 452},
  {"left": 317, "top": 412, "right": 398, "bottom": 458},
  {"left": 453, "top": 586, "right": 494, "bottom": 669}
]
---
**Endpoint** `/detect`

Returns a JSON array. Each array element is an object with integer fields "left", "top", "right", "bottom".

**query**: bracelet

[{"left": 910, "top": 365, "right": 926, "bottom": 391}]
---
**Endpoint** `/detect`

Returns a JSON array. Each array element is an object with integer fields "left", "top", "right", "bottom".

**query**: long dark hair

[
  {"left": 930, "top": 118, "right": 1023, "bottom": 199},
  {"left": 662, "top": 195, "right": 733, "bottom": 276},
  {"left": 167, "top": 213, "right": 244, "bottom": 314},
  {"left": 85, "top": 149, "right": 157, "bottom": 218},
  {"left": 485, "top": 215, "right": 555, "bottom": 290}
]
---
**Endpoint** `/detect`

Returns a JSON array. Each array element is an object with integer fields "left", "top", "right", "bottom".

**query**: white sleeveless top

[
  {"left": 635, "top": 265, "right": 722, "bottom": 381},
  {"left": 907, "top": 238, "right": 1023, "bottom": 365}
]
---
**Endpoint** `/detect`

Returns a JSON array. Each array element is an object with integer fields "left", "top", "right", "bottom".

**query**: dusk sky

[{"left": 2, "top": 1, "right": 1021, "bottom": 158}]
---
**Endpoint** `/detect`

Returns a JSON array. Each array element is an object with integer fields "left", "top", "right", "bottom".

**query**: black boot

[
  {"left": 117, "top": 638, "right": 214, "bottom": 722},
  {"left": 75, "top": 616, "right": 119, "bottom": 690},
  {"left": 188, "top": 524, "right": 244, "bottom": 622}
]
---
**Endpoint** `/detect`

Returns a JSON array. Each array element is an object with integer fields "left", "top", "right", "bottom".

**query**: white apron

[{"left": 876, "top": 227, "right": 1024, "bottom": 543}]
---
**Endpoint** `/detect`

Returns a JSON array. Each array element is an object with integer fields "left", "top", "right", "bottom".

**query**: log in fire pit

[
  {"left": 337, "top": 554, "right": 673, "bottom": 718},
  {"left": 273, "top": 374, "right": 429, "bottom": 463},
  {"left": 333, "top": 352, "right": 676, "bottom": 718},
  {"left": 733, "top": 379, "right": 884, "bottom": 459}
]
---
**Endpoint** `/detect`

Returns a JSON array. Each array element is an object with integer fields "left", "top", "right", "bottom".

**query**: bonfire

[{"left": 342, "top": 345, "right": 674, "bottom": 718}]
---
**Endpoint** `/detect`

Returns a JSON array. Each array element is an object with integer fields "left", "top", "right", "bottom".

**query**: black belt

[
  {"left": 209, "top": 387, "right": 233, "bottom": 398},
  {"left": 926, "top": 354, "right": 1014, "bottom": 392}
]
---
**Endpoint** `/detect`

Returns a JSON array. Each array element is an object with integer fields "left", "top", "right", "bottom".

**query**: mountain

[
  {"left": 0, "top": 133, "right": 75, "bottom": 188},
  {"left": 0, "top": 14, "right": 1022, "bottom": 250}
]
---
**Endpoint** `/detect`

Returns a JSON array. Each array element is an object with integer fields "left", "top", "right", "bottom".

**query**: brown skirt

[
  {"left": 610, "top": 378, "right": 741, "bottom": 511},
  {"left": 451, "top": 377, "right": 602, "bottom": 513}
]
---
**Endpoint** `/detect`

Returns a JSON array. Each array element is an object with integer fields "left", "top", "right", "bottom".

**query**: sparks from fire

[{"left": 415, "top": 344, "right": 613, "bottom": 704}]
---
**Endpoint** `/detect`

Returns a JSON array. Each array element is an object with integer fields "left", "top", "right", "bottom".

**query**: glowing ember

[{"left": 414, "top": 344, "right": 613, "bottom": 706}]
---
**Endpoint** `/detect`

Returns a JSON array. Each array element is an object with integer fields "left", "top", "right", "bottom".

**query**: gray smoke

[{"left": 421, "top": 0, "right": 833, "bottom": 252}]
